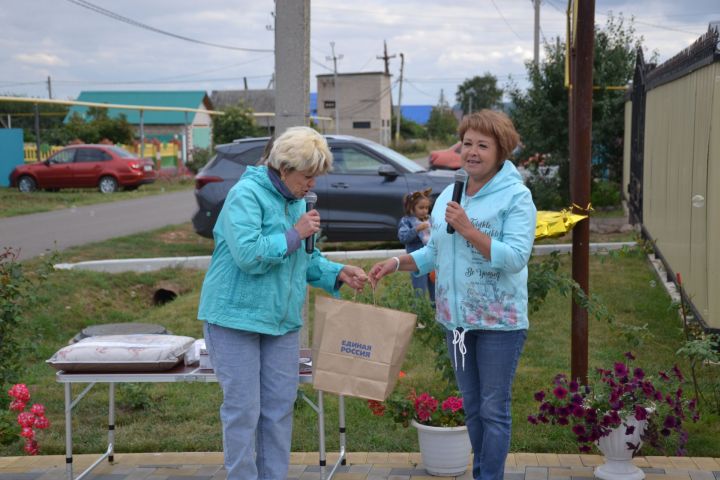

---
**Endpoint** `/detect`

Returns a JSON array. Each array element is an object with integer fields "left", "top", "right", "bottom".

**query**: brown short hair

[{"left": 458, "top": 109, "right": 520, "bottom": 162}]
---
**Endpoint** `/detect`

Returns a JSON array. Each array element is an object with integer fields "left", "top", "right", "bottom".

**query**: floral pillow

[{"left": 46, "top": 334, "right": 195, "bottom": 372}]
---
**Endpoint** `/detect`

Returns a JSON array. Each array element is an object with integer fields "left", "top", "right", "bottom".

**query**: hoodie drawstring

[{"left": 452, "top": 328, "right": 467, "bottom": 371}]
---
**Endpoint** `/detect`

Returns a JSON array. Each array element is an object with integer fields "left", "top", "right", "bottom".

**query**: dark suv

[{"left": 192, "top": 135, "right": 454, "bottom": 242}]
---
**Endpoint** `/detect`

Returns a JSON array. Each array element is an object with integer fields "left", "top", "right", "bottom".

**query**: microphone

[
  {"left": 447, "top": 169, "right": 468, "bottom": 234},
  {"left": 304, "top": 191, "right": 318, "bottom": 254}
]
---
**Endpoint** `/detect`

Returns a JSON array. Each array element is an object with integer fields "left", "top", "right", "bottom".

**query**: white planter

[
  {"left": 411, "top": 419, "right": 472, "bottom": 476},
  {"left": 594, "top": 415, "right": 648, "bottom": 480}
]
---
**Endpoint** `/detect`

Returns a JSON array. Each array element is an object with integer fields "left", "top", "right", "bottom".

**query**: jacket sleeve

[
  {"left": 398, "top": 217, "right": 418, "bottom": 245},
  {"left": 490, "top": 189, "right": 537, "bottom": 273},
  {"left": 306, "top": 250, "right": 344, "bottom": 296},
  {"left": 218, "top": 185, "right": 288, "bottom": 274}
]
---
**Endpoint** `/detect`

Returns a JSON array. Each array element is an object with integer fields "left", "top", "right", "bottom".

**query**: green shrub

[
  {"left": 186, "top": 148, "right": 212, "bottom": 174},
  {"left": 591, "top": 179, "right": 621, "bottom": 208}
]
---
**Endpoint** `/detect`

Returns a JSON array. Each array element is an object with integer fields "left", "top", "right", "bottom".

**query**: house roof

[
  {"left": 64, "top": 91, "right": 212, "bottom": 125},
  {"left": 400, "top": 105, "right": 433, "bottom": 125},
  {"left": 211, "top": 89, "right": 275, "bottom": 113}
]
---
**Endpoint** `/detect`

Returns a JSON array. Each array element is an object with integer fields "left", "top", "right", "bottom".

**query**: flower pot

[
  {"left": 411, "top": 419, "right": 471, "bottom": 476},
  {"left": 594, "top": 415, "right": 648, "bottom": 480}
]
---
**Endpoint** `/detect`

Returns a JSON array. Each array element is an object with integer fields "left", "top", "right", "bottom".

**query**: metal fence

[{"left": 623, "top": 27, "right": 720, "bottom": 332}]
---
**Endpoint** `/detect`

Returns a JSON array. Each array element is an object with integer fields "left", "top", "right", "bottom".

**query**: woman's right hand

[
  {"left": 295, "top": 210, "right": 321, "bottom": 239},
  {"left": 369, "top": 258, "right": 398, "bottom": 288}
]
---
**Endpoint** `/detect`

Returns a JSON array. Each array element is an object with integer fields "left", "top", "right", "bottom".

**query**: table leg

[
  {"left": 108, "top": 383, "right": 115, "bottom": 463},
  {"left": 338, "top": 395, "right": 346, "bottom": 466},
  {"left": 65, "top": 383, "right": 73, "bottom": 480},
  {"left": 318, "top": 390, "right": 326, "bottom": 480}
]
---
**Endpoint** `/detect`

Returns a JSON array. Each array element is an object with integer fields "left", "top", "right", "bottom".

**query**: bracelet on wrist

[{"left": 391, "top": 256, "right": 400, "bottom": 272}]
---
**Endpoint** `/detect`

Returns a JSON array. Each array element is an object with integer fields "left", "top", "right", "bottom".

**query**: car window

[
  {"left": 76, "top": 148, "right": 112, "bottom": 163},
  {"left": 49, "top": 149, "right": 75, "bottom": 164},
  {"left": 331, "top": 147, "right": 381, "bottom": 173},
  {"left": 106, "top": 146, "right": 135, "bottom": 158},
  {"left": 206, "top": 146, "right": 264, "bottom": 177}
]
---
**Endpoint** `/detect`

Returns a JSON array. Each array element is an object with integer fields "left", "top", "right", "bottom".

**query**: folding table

[{"left": 56, "top": 362, "right": 347, "bottom": 480}]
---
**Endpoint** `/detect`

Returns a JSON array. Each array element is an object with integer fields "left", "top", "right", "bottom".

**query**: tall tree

[
  {"left": 456, "top": 73, "right": 503, "bottom": 116},
  {"left": 508, "top": 13, "right": 648, "bottom": 194},
  {"left": 426, "top": 106, "right": 458, "bottom": 142}
]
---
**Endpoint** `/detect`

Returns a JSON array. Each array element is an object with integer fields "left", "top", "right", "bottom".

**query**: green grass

[
  {"left": 0, "top": 177, "right": 194, "bottom": 218},
  {"left": 2, "top": 225, "right": 717, "bottom": 457}
]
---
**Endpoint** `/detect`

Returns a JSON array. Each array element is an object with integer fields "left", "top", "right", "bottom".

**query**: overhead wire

[
  {"left": 65, "top": 0, "right": 273, "bottom": 53},
  {"left": 488, "top": 0, "right": 525, "bottom": 41}
]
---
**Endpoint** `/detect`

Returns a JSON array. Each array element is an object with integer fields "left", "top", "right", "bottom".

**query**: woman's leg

[
  {"left": 257, "top": 330, "right": 300, "bottom": 479},
  {"left": 204, "top": 322, "right": 261, "bottom": 480},
  {"left": 446, "top": 329, "right": 527, "bottom": 480}
]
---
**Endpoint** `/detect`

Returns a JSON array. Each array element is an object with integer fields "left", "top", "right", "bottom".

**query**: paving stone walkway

[{"left": 1, "top": 452, "right": 718, "bottom": 480}]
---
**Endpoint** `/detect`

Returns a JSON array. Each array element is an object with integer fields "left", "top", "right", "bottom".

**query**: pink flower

[
  {"left": 414, "top": 393, "right": 438, "bottom": 422},
  {"left": 8, "top": 384, "right": 30, "bottom": 402},
  {"left": 30, "top": 404, "right": 45, "bottom": 416},
  {"left": 17, "top": 412, "right": 36, "bottom": 428},
  {"left": 441, "top": 396, "right": 463, "bottom": 413}
]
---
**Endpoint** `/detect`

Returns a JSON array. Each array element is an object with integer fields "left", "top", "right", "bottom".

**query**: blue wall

[{"left": 0, "top": 129, "right": 24, "bottom": 187}]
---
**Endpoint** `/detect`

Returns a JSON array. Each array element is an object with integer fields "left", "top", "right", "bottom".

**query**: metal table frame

[{"left": 56, "top": 365, "right": 346, "bottom": 480}]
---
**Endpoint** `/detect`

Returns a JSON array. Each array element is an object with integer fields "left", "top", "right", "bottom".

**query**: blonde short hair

[
  {"left": 458, "top": 110, "right": 520, "bottom": 162},
  {"left": 266, "top": 126, "right": 333, "bottom": 175}
]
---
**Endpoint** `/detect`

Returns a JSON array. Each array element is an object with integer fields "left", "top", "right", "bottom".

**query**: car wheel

[
  {"left": 17, "top": 176, "right": 37, "bottom": 193},
  {"left": 98, "top": 176, "right": 118, "bottom": 194}
]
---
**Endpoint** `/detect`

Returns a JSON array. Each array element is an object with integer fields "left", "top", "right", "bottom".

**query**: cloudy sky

[{"left": 1, "top": 0, "right": 717, "bottom": 107}]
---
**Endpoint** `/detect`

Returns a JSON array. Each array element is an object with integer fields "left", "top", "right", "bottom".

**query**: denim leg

[
  {"left": 445, "top": 328, "right": 527, "bottom": 480},
  {"left": 256, "top": 330, "right": 299, "bottom": 480},
  {"left": 204, "top": 321, "right": 261, "bottom": 480},
  {"left": 204, "top": 323, "right": 299, "bottom": 480}
]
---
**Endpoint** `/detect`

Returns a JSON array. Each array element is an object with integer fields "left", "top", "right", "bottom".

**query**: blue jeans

[
  {"left": 204, "top": 322, "right": 299, "bottom": 480},
  {"left": 445, "top": 328, "right": 527, "bottom": 480}
]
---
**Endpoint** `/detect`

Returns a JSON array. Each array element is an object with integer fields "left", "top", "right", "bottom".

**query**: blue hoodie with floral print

[{"left": 410, "top": 160, "right": 536, "bottom": 332}]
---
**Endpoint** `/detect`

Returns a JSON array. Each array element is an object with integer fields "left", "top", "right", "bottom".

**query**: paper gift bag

[{"left": 312, "top": 295, "right": 416, "bottom": 401}]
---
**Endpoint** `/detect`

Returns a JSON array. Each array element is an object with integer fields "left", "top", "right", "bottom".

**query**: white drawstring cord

[{"left": 452, "top": 328, "right": 467, "bottom": 371}]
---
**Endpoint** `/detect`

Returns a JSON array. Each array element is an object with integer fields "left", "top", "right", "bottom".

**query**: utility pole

[
  {"left": 377, "top": 40, "right": 396, "bottom": 142},
  {"left": 533, "top": 0, "right": 541, "bottom": 66},
  {"left": 47, "top": 76, "right": 53, "bottom": 99},
  {"left": 569, "top": 0, "right": 595, "bottom": 385},
  {"left": 376, "top": 40, "right": 396, "bottom": 75},
  {"left": 243, "top": 77, "right": 248, "bottom": 90},
  {"left": 274, "top": 0, "right": 310, "bottom": 135},
  {"left": 327, "top": 41, "right": 343, "bottom": 135},
  {"left": 394, "top": 53, "right": 404, "bottom": 143}
]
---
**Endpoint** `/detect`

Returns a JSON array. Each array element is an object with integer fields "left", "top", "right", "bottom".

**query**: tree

[
  {"left": 391, "top": 112, "right": 427, "bottom": 140},
  {"left": 456, "top": 73, "right": 503, "bottom": 116},
  {"left": 508, "top": 13, "right": 648, "bottom": 201},
  {"left": 0, "top": 97, "right": 68, "bottom": 141},
  {"left": 62, "top": 109, "right": 134, "bottom": 144},
  {"left": 212, "top": 103, "right": 262, "bottom": 145},
  {"left": 425, "top": 107, "right": 458, "bottom": 142}
]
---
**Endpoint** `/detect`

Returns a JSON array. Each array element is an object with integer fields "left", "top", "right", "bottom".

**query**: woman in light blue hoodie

[
  {"left": 198, "top": 127, "right": 367, "bottom": 480},
  {"left": 370, "top": 110, "right": 536, "bottom": 480}
]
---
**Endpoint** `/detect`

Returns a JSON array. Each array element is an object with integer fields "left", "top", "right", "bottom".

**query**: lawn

[
  {"left": 2, "top": 223, "right": 717, "bottom": 458},
  {"left": 0, "top": 176, "right": 194, "bottom": 218}
]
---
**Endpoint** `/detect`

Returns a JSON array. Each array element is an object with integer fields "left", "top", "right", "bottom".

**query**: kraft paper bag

[{"left": 312, "top": 295, "right": 416, "bottom": 401}]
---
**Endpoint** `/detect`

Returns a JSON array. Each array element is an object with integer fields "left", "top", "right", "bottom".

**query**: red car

[
  {"left": 428, "top": 141, "right": 462, "bottom": 170},
  {"left": 11, "top": 144, "right": 158, "bottom": 193}
]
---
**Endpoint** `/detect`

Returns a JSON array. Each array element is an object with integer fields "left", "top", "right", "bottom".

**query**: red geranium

[{"left": 7, "top": 384, "right": 50, "bottom": 455}]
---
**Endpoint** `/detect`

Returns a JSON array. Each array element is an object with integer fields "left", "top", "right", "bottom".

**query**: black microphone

[
  {"left": 304, "top": 191, "right": 318, "bottom": 254},
  {"left": 447, "top": 169, "right": 468, "bottom": 234}
]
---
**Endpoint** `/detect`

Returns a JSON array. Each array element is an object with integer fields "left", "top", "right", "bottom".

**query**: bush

[
  {"left": 591, "top": 179, "right": 621, "bottom": 208},
  {"left": 186, "top": 147, "right": 212, "bottom": 174},
  {"left": 392, "top": 139, "right": 428, "bottom": 155},
  {"left": 526, "top": 174, "right": 564, "bottom": 210}
]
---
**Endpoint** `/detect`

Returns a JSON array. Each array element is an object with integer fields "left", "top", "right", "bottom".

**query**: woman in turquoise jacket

[
  {"left": 370, "top": 110, "right": 536, "bottom": 480},
  {"left": 198, "top": 127, "right": 367, "bottom": 480}
]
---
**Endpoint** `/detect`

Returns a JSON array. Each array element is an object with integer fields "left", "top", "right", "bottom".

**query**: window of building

[{"left": 353, "top": 121, "right": 371, "bottom": 129}]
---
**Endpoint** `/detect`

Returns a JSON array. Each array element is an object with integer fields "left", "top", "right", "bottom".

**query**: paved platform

[{"left": 0, "top": 452, "right": 718, "bottom": 480}]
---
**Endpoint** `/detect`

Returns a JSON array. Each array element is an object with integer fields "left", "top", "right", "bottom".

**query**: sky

[{"left": 1, "top": 0, "right": 717, "bottom": 108}]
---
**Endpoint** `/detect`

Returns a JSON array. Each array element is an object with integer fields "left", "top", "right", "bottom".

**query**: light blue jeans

[
  {"left": 445, "top": 328, "right": 527, "bottom": 480},
  {"left": 204, "top": 322, "right": 299, "bottom": 480}
]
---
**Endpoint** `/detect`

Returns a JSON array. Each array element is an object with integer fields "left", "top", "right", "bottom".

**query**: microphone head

[
  {"left": 454, "top": 169, "right": 468, "bottom": 182},
  {"left": 304, "top": 191, "right": 318, "bottom": 204}
]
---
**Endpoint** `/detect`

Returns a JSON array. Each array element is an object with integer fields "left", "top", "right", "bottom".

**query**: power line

[
  {"left": 65, "top": 0, "right": 273, "bottom": 53},
  {"left": 488, "top": 0, "right": 525, "bottom": 41}
]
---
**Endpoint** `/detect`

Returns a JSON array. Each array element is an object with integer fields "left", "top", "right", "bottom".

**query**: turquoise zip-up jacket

[
  {"left": 197, "top": 166, "right": 343, "bottom": 335},
  {"left": 411, "top": 160, "right": 537, "bottom": 332}
]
